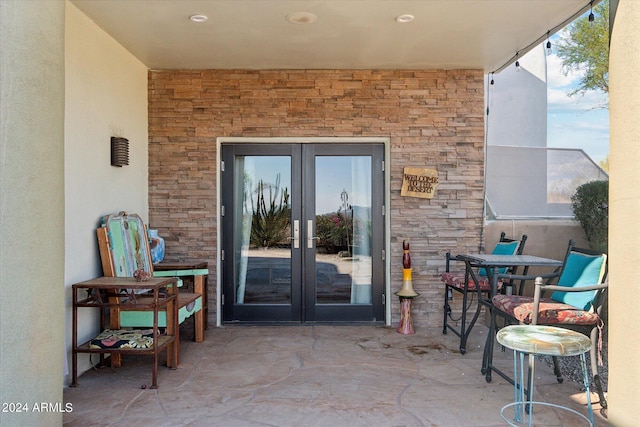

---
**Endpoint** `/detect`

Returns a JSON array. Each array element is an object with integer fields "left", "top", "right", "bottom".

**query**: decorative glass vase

[{"left": 148, "top": 229, "right": 165, "bottom": 264}]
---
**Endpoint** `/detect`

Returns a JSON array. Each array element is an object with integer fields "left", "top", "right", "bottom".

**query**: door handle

[
  {"left": 307, "top": 220, "right": 318, "bottom": 248},
  {"left": 290, "top": 220, "right": 299, "bottom": 249}
]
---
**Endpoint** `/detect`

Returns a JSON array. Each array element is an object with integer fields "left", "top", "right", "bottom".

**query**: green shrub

[{"left": 571, "top": 180, "right": 608, "bottom": 253}]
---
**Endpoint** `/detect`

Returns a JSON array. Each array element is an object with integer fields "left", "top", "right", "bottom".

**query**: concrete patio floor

[{"left": 63, "top": 323, "right": 606, "bottom": 426}]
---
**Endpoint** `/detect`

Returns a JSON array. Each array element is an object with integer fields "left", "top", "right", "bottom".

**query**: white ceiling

[{"left": 70, "top": 0, "right": 591, "bottom": 72}]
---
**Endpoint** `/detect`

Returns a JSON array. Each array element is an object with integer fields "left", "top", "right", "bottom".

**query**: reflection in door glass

[
  {"left": 234, "top": 156, "right": 292, "bottom": 304},
  {"left": 315, "top": 156, "right": 372, "bottom": 304}
]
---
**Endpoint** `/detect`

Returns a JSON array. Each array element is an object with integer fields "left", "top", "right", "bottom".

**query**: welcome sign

[{"left": 401, "top": 167, "right": 439, "bottom": 199}]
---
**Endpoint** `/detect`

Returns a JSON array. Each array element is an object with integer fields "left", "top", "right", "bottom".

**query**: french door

[{"left": 221, "top": 143, "right": 385, "bottom": 323}]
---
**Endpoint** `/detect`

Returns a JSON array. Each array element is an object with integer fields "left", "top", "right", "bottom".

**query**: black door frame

[
  {"left": 220, "top": 143, "right": 303, "bottom": 322},
  {"left": 302, "top": 143, "right": 385, "bottom": 322},
  {"left": 218, "top": 139, "right": 389, "bottom": 324}
]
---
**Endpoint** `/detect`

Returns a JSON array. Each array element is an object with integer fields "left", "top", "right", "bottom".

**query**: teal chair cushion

[
  {"left": 479, "top": 240, "right": 520, "bottom": 276},
  {"left": 551, "top": 252, "right": 606, "bottom": 310}
]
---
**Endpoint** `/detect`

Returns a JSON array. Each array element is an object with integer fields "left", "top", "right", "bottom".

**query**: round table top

[{"left": 496, "top": 325, "right": 591, "bottom": 356}]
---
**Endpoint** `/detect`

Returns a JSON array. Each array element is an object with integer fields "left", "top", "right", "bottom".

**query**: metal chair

[
  {"left": 486, "top": 240, "right": 608, "bottom": 410},
  {"left": 441, "top": 232, "right": 527, "bottom": 353}
]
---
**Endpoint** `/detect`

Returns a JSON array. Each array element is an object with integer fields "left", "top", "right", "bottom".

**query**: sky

[
  {"left": 242, "top": 156, "right": 372, "bottom": 215},
  {"left": 546, "top": 37, "right": 610, "bottom": 166}
]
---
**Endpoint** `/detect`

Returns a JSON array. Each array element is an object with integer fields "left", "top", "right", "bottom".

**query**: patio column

[
  {"left": 0, "top": 1, "right": 65, "bottom": 425},
  {"left": 608, "top": 0, "right": 640, "bottom": 424}
]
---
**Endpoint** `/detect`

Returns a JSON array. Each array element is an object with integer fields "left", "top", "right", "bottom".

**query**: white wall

[
  {"left": 485, "top": 46, "right": 552, "bottom": 218},
  {"left": 64, "top": 1, "right": 148, "bottom": 382},
  {"left": 486, "top": 45, "right": 548, "bottom": 148},
  {"left": 0, "top": 1, "right": 65, "bottom": 425}
]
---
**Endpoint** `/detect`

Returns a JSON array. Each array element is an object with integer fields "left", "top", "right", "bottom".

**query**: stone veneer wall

[{"left": 148, "top": 69, "right": 485, "bottom": 329}]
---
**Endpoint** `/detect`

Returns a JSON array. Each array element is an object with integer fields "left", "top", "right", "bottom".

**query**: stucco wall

[
  {"left": 486, "top": 45, "right": 548, "bottom": 149},
  {"left": 148, "top": 69, "right": 485, "bottom": 328},
  {"left": 0, "top": 1, "right": 65, "bottom": 425},
  {"left": 64, "top": 1, "right": 148, "bottom": 381},
  {"left": 609, "top": 0, "right": 640, "bottom": 423}
]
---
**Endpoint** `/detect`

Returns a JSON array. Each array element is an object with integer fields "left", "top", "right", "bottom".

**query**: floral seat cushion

[
  {"left": 492, "top": 294, "right": 600, "bottom": 325},
  {"left": 440, "top": 272, "right": 502, "bottom": 292},
  {"left": 89, "top": 328, "right": 160, "bottom": 349}
]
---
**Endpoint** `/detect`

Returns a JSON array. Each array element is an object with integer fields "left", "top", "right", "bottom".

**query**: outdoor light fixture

[
  {"left": 515, "top": 53, "right": 521, "bottom": 71},
  {"left": 546, "top": 32, "right": 552, "bottom": 55},
  {"left": 111, "top": 137, "right": 129, "bottom": 167},
  {"left": 285, "top": 12, "right": 317, "bottom": 24},
  {"left": 588, "top": 2, "right": 595, "bottom": 22},
  {"left": 490, "top": 73, "right": 495, "bottom": 86},
  {"left": 189, "top": 14, "right": 208, "bottom": 23},
  {"left": 395, "top": 14, "right": 414, "bottom": 23}
]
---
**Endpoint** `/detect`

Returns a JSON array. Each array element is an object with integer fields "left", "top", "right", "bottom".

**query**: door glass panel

[
  {"left": 234, "top": 156, "right": 292, "bottom": 304},
  {"left": 315, "top": 156, "right": 372, "bottom": 304}
]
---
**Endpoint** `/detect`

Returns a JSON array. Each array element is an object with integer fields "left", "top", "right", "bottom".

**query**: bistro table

[{"left": 456, "top": 254, "right": 563, "bottom": 384}]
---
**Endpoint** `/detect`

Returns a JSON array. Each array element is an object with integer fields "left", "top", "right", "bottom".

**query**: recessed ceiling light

[
  {"left": 285, "top": 12, "right": 317, "bottom": 24},
  {"left": 189, "top": 14, "right": 208, "bottom": 23},
  {"left": 395, "top": 14, "right": 414, "bottom": 23}
]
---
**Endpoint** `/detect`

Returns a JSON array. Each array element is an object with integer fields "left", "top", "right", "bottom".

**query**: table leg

[
  {"left": 166, "top": 292, "right": 177, "bottom": 369},
  {"left": 580, "top": 353, "right": 595, "bottom": 425},
  {"left": 482, "top": 267, "right": 499, "bottom": 380},
  {"left": 461, "top": 265, "right": 485, "bottom": 354},
  {"left": 482, "top": 306, "right": 495, "bottom": 377},
  {"left": 194, "top": 275, "right": 205, "bottom": 342},
  {"left": 501, "top": 343, "right": 594, "bottom": 426},
  {"left": 71, "top": 289, "right": 78, "bottom": 387}
]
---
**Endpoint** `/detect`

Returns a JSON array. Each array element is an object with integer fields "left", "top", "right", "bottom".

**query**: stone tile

[{"left": 64, "top": 325, "right": 607, "bottom": 426}]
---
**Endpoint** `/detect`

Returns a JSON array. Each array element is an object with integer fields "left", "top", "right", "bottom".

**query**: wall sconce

[{"left": 110, "top": 137, "right": 129, "bottom": 167}]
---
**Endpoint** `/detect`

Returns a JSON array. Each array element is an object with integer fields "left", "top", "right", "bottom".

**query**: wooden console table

[{"left": 71, "top": 276, "right": 178, "bottom": 389}]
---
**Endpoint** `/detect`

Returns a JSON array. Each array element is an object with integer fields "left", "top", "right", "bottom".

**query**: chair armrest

[
  {"left": 445, "top": 253, "right": 467, "bottom": 272},
  {"left": 532, "top": 277, "right": 608, "bottom": 324},
  {"left": 496, "top": 272, "right": 561, "bottom": 295},
  {"left": 495, "top": 272, "right": 560, "bottom": 282},
  {"left": 536, "top": 283, "right": 608, "bottom": 293}
]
